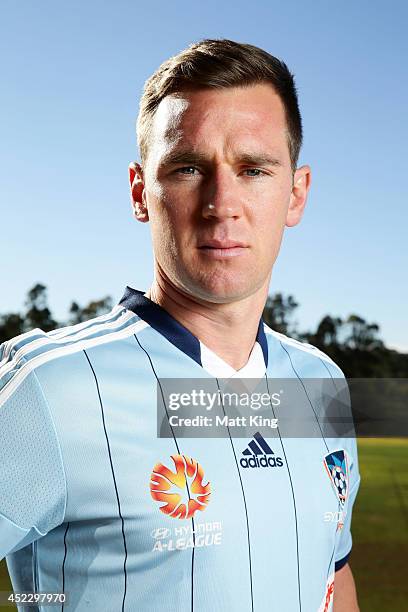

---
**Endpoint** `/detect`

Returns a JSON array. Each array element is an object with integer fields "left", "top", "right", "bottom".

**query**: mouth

[{"left": 197, "top": 239, "right": 249, "bottom": 258}]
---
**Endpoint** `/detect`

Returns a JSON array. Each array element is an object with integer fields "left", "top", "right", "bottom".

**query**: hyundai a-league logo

[
  {"left": 150, "top": 454, "right": 211, "bottom": 519},
  {"left": 323, "top": 450, "right": 349, "bottom": 506}
]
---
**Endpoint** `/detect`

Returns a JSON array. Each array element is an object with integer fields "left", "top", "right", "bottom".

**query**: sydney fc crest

[{"left": 323, "top": 450, "right": 349, "bottom": 507}]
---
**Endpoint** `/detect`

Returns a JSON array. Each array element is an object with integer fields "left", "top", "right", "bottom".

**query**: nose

[{"left": 201, "top": 167, "right": 244, "bottom": 221}]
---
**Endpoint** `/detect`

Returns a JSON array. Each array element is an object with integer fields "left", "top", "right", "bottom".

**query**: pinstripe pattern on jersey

[
  {"left": 83, "top": 349, "right": 128, "bottom": 612},
  {"left": 264, "top": 373, "right": 302, "bottom": 612},
  {"left": 215, "top": 377, "right": 255, "bottom": 612},
  {"left": 133, "top": 331, "right": 198, "bottom": 612},
  {"left": 263, "top": 331, "right": 349, "bottom": 610}
]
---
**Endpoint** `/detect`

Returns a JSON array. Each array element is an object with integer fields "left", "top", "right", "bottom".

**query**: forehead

[{"left": 150, "top": 84, "right": 288, "bottom": 156}]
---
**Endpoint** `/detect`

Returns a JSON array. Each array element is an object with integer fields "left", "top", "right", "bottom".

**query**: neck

[{"left": 145, "top": 272, "right": 270, "bottom": 371}]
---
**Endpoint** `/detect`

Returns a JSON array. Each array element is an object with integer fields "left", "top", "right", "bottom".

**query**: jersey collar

[
  {"left": 199, "top": 340, "right": 266, "bottom": 378},
  {"left": 118, "top": 286, "right": 268, "bottom": 371}
]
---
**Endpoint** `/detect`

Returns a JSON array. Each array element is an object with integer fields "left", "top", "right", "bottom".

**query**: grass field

[
  {"left": 0, "top": 438, "right": 407, "bottom": 611},
  {"left": 349, "top": 438, "right": 408, "bottom": 611}
]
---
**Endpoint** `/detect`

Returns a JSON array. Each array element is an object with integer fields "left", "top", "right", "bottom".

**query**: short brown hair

[{"left": 137, "top": 38, "right": 303, "bottom": 173}]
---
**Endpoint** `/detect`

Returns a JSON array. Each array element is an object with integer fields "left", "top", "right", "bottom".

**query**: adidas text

[{"left": 240, "top": 455, "right": 284, "bottom": 468}]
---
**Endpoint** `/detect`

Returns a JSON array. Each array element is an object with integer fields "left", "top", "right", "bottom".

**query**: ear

[
  {"left": 286, "top": 165, "right": 312, "bottom": 227},
  {"left": 129, "top": 161, "right": 149, "bottom": 223}
]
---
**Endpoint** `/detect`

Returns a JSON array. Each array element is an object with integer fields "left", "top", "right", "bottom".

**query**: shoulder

[
  {"left": 0, "top": 305, "right": 145, "bottom": 405},
  {"left": 263, "top": 321, "right": 345, "bottom": 378}
]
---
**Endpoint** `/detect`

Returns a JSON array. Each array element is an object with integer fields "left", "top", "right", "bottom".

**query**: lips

[
  {"left": 197, "top": 239, "right": 249, "bottom": 259},
  {"left": 197, "top": 239, "right": 247, "bottom": 249}
]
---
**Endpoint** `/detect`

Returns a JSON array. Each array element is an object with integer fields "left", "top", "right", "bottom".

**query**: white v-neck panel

[{"left": 199, "top": 340, "right": 266, "bottom": 378}]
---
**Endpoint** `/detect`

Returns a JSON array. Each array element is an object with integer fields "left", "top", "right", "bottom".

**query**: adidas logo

[{"left": 240, "top": 432, "right": 284, "bottom": 469}]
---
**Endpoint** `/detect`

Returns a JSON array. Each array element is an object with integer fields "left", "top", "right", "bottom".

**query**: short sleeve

[
  {"left": 334, "top": 436, "right": 361, "bottom": 571},
  {"left": 318, "top": 357, "right": 361, "bottom": 571},
  {"left": 0, "top": 342, "right": 66, "bottom": 560}
]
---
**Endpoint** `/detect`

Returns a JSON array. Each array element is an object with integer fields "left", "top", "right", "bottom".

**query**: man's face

[{"left": 131, "top": 83, "right": 310, "bottom": 303}]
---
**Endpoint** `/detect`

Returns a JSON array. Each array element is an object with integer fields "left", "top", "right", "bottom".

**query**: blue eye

[
  {"left": 176, "top": 167, "right": 198, "bottom": 175},
  {"left": 244, "top": 168, "right": 263, "bottom": 177}
]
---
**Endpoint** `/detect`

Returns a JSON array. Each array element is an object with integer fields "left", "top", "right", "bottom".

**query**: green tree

[
  {"left": 0, "top": 312, "right": 25, "bottom": 344},
  {"left": 343, "top": 314, "right": 383, "bottom": 351},
  {"left": 306, "top": 315, "right": 343, "bottom": 348},
  {"left": 24, "top": 283, "right": 58, "bottom": 332},
  {"left": 68, "top": 296, "right": 113, "bottom": 324},
  {"left": 1, "top": 286, "right": 407, "bottom": 377},
  {"left": 0, "top": 283, "right": 57, "bottom": 344},
  {"left": 262, "top": 293, "right": 299, "bottom": 336},
  {"left": 0, "top": 285, "right": 113, "bottom": 345}
]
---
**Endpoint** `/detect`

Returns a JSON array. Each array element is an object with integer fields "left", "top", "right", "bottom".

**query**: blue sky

[{"left": 1, "top": 0, "right": 407, "bottom": 351}]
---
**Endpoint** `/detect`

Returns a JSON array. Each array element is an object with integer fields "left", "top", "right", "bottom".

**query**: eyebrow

[{"left": 159, "top": 149, "right": 283, "bottom": 168}]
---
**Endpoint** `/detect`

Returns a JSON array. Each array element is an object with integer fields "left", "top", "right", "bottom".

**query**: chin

[{"left": 186, "top": 274, "right": 260, "bottom": 304}]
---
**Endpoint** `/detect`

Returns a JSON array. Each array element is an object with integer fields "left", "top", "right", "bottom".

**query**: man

[{"left": 0, "top": 39, "right": 360, "bottom": 611}]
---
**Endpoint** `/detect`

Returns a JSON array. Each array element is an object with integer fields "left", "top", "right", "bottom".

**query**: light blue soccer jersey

[{"left": 0, "top": 286, "right": 360, "bottom": 611}]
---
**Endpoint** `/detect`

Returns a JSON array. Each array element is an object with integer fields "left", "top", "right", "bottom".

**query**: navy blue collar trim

[
  {"left": 118, "top": 286, "right": 268, "bottom": 369},
  {"left": 119, "top": 286, "right": 202, "bottom": 366}
]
